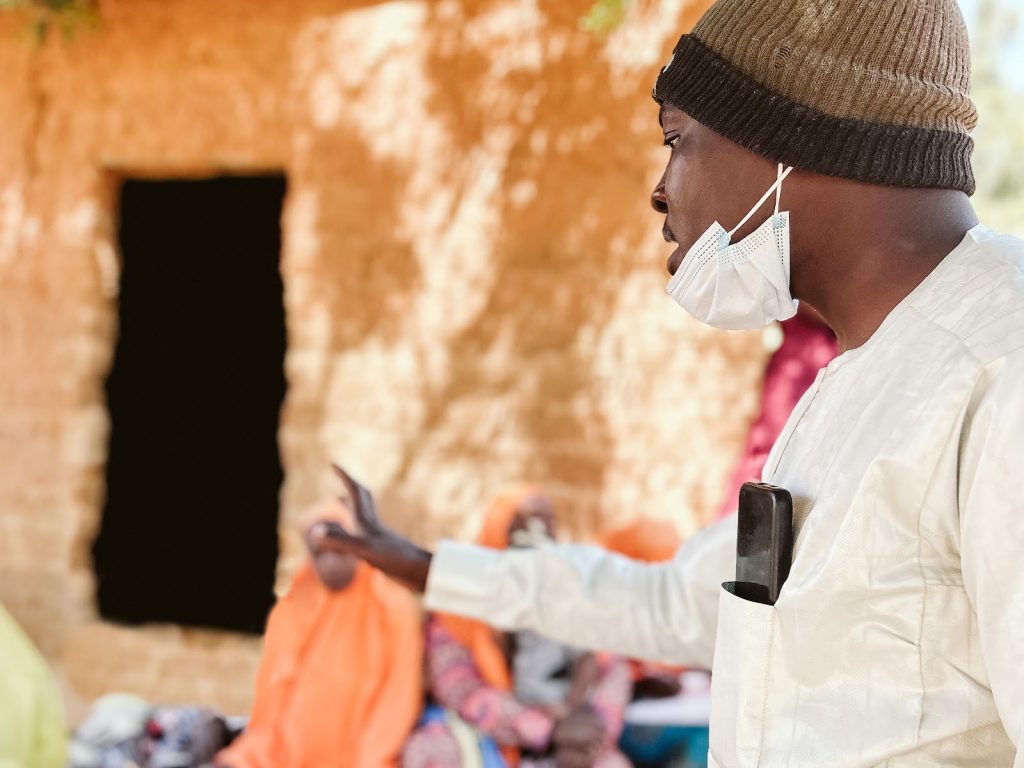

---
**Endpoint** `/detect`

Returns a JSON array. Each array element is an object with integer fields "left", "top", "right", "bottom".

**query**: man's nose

[{"left": 651, "top": 178, "right": 668, "bottom": 214}]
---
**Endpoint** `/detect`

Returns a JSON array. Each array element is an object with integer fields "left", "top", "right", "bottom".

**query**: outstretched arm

[
  {"left": 426, "top": 520, "right": 733, "bottom": 668},
  {"left": 316, "top": 465, "right": 734, "bottom": 668}
]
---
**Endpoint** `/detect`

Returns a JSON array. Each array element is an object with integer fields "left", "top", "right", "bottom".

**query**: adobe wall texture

[{"left": 0, "top": 0, "right": 764, "bottom": 719}]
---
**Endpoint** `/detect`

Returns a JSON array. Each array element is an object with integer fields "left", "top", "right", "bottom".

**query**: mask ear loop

[
  {"left": 774, "top": 163, "right": 789, "bottom": 214},
  {"left": 728, "top": 164, "right": 794, "bottom": 238}
]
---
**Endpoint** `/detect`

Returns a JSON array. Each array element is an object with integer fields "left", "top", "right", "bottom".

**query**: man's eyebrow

[{"left": 659, "top": 104, "right": 667, "bottom": 129}]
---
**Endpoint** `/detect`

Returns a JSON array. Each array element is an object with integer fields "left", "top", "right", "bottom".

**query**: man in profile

[{"left": 318, "top": 0, "right": 1024, "bottom": 764}]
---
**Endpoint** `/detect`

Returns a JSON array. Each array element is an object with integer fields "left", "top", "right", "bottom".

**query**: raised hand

[{"left": 307, "top": 464, "right": 433, "bottom": 592}]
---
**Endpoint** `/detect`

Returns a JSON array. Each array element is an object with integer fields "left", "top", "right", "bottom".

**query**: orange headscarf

[
  {"left": 599, "top": 517, "right": 681, "bottom": 563},
  {"left": 216, "top": 502, "right": 423, "bottom": 768}
]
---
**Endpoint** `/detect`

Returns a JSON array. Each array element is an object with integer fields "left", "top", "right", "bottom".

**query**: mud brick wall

[{"left": 0, "top": 0, "right": 764, "bottom": 719}]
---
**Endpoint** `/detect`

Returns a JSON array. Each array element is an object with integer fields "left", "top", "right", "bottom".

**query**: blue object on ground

[{"left": 619, "top": 723, "right": 710, "bottom": 768}]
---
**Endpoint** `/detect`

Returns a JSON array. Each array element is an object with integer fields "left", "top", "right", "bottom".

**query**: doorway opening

[{"left": 93, "top": 174, "right": 287, "bottom": 634}]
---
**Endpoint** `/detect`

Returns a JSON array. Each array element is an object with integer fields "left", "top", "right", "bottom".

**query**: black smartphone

[{"left": 734, "top": 481, "right": 794, "bottom": 605}]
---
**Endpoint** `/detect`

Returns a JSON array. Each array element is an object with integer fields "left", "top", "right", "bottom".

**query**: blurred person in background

[
  {"left": 214, "top": 499, "right": 422, "bottom": 768},
  {"left": 399, "top": 489, "right": 631, "bottom": 768},
  {"left": 0, "top": 601, "right": 67, "bottom": 768},
  {"left": 318, "top": 0, "right": 1024, "bottom": 763}
]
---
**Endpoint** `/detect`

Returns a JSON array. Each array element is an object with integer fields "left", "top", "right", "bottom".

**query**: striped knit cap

[{"left": 654, "top": 0, "right": 978, "bottom": 194}]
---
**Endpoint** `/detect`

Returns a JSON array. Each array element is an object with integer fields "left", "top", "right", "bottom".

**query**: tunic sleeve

[{"left": 425, "top": 516, "right": 735, "bottom": 669}]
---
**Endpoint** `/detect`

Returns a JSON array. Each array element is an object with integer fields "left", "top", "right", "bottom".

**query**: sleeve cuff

[{"left": 424, "top": 540, "right": 504, "bottom": 617}]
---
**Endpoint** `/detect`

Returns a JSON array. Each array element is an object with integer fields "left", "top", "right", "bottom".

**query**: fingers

[
  {"left": 331, "top": 462, "right": 358, "bottom": 500},
  {"left": 354, "top": 484, "right": 380, "bottom": 531},
  {"left": 308, "top": 521, "right": 363, "bottom": 554},
  {"left": 331, "top": 463, "right": 382, "bottom": 533}
]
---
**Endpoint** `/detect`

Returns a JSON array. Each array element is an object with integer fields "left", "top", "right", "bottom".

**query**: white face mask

[{"left": 666, "top": 164, "right": 799, "bottom": 330}]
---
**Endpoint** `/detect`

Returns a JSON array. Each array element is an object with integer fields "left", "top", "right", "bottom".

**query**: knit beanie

[{"left": 654, "top": 0, "right": 977, "bottom": 195}]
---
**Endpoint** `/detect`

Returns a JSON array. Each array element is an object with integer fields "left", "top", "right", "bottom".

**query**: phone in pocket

[{"left": 734, "top": 482, "right": 794, "bottom": 605}]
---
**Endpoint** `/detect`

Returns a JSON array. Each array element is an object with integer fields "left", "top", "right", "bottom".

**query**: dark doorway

[{"left": 94, "top": 175, "right": 287, "bottom": 634}]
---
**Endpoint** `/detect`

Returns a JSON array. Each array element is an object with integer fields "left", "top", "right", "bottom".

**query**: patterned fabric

[
  {"left": 69, "top": 700, "right": 228, "bottom": 768},
  {"left": 426, "top": 619, "right": 554, "bottom": 752},
  {"left": 402, "top": 618, "right": 632, "bottom": 768},
  {"left": 403, "top": 707, "right": 504, "bottom": 768},
  {"left": 148, "top": 707, "right": 227, "bottom": 768}
]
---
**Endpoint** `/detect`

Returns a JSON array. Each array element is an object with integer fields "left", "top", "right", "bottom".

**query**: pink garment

[{"left": 718, "top": 312, "right": 837, "bottom": 518}]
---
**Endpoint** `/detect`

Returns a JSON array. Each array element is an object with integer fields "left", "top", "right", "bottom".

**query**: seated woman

[
  {"left": 403, "top": 489, "right": 631, "bottom": 768},
  {"left": 215, "top": 498, "right": 423, "bottom": 768}
]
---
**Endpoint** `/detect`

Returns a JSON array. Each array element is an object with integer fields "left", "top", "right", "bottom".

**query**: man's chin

[{"left": 667, "top": 246, "right": 685, "bottom": 275}]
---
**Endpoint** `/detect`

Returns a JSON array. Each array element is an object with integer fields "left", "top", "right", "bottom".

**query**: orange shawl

[
  {"left": 599, "top": 517, "right": 681, "bottom": 563},
  {"left": 217, "top": 548, "right": 422, "bottom": 767}
]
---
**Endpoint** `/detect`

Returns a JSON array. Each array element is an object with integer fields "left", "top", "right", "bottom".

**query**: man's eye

[{"left": 663, "top": 135, "right": 680, "bottom": 149}]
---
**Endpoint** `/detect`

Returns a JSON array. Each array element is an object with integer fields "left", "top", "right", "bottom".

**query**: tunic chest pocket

[{"left": 708, "top": 582, "right": 776, "bottom": 768}]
